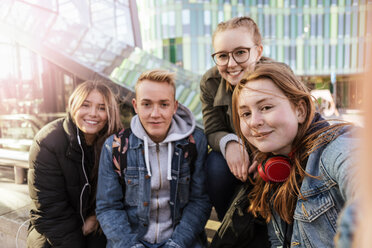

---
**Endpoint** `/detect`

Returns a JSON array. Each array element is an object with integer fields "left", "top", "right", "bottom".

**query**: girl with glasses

[{"left": 200, "top": 16, "right": 269, "bottom": 222}]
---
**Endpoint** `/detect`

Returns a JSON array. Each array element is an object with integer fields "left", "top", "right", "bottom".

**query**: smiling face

[
  {"left": 132, "top": 79, "right": 178, "bottom": 143},
  {"left": 213, "top": 26, "right": 263, "bottom": 86},
  {"left": 237, "top": 78, "right": 305, "bottom": 155},
  {"left": 74, "top": 89, "right": 108, "bottom": 145}
]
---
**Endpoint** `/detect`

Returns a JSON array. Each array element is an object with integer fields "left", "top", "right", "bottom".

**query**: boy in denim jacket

[{"left": 96, "top": 69, "right": 211, "bottom": 248}]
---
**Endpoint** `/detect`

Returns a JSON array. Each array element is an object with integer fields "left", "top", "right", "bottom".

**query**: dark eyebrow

[
  {"left": 215, "top": 46, "right": 251, "bottom": 54},
  {"left": 141, "top": 99, "right": 171, "bottom": 102},
  {"left": 256, "top": 97, "right": 271, "bottom": 105},
  {"left": 83, "top": 100, "right": 105, "bottom": 106},
  {"left": 238, "top": 96, "right": 272, "bottom": 110},
  {"left": 238, "top": 105, "right": 248, "bottom": 110}
]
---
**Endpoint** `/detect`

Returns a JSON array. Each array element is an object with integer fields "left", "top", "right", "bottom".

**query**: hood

[{"left": 130, "top": 104, "right": 195, "bottom": 180}]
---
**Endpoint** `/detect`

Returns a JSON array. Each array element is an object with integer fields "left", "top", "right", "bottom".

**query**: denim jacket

[
  {"left": 268, "top": 126, "right": 358, "bottom": 248},
  {"left": 96, "top": 128, "right": 211, "bottom": 248}
]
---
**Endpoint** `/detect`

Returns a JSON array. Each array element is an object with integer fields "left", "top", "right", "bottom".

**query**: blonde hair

[
  {"left": 68, "top": 80, "right": 122, "bottom": 137},
  {"left": 212, "top": 16, "right": 262, "bottom": 47},
  {"left": 68, "top": 80, "right": 122, "bottom": 217},
  {"left": 135, "top": 69, "right": 176, "bottom": 98},
  {"left": 232, "top": 62, "right": 349, "bottom": 223}
]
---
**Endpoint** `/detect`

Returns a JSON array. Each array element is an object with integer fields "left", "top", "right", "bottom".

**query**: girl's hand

[
  {"left": 82, "top": 215, "right": 99, "bottom": 236},
  {"left": 248, "top": 160, "right": 259, "bottom": 179},
  {"left": 225, "top": 142, "right": 249, "bottom": 182}
]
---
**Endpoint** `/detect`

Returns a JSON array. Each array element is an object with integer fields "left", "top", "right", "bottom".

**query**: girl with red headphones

[{"left": 231, "top": 62, "right": 357, "bottom": 248}]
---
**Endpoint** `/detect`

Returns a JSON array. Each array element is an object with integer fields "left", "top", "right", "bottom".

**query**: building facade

[
  {"left": 136, "top": 0, "right": 372, "bottom": 109},
  {"left": 0, "top": 0, "right": 205, "bottom": 125}
]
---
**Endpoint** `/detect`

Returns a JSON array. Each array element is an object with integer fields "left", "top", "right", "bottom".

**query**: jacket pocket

[
  {"left": 177, "top": 173, "right": 190, "bottom": 207},
  {"left": 179, "top": 159, "right": 191, "bottom": 176},
  {"left": 124, "top": 169, "right": 139, "bottom": 206},
  {"left": 293, "top": 190, "right": 338, "bottom": 247}
]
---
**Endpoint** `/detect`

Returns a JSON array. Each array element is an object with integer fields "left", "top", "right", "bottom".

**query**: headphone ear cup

[
  {"left": 258, "top": 155, "right": 291, "bottom": 183},
  {"left": 258, "top": 162, "right": 270, "bottom": 182},
  {"left": 265, "top": 156, "right": 291, "bottom": 183}
]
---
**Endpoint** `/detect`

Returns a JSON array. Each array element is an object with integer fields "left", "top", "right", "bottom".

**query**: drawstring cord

[
  {"left": 144, "top": 136, "right": 151, "bottom": 177},
  {"left": 167, "top": 142, "right": 172, "bottom": 180},
  {"left": 16, "top": 219, "right": 30, "bottom": 248},
  {"left": 143, "top": 136, "right": 173, "bottom": 180},
  {"left": 76, "top": 127, "right": 90, "bottom": 226}
]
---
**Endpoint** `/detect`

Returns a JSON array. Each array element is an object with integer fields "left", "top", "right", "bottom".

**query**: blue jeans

[{"left": 205, "top": 151, "right": 241, "bottom": 221}]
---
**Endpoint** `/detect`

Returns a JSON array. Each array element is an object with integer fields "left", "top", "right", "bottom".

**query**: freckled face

[
  {"left": 237, "top": 78, "right": 305, "bottom": 155},
  {"left": 213, "top": 26, "right": 262, "bottom": 86}
]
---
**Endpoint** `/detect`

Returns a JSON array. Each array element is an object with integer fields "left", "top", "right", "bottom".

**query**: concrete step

[
  {"left": 0, "top": 165, "right": 29, "bottom": 248},
  {"left": 0, "top": 206, "right": 28, "bottom": 248},
  {"left": 0, "top": 164, "right": 222, "bottom": 247}
]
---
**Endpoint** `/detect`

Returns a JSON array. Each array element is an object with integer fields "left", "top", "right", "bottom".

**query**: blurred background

[
  {"left": 0, "top": 1, "right": 370, "bottom": 129},
  {"left": 0, "top": 1, "right": 371, "bottom": 247}
]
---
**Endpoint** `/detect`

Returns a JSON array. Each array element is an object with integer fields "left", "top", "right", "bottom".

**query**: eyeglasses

[{"left": 211, "top": 46, "right": 256, "bottom": 66}]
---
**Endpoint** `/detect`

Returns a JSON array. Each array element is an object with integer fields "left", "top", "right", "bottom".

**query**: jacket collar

[
  {"left": 63, "top": 114, "right": 83, "bottom": 160},
  {"left": 213, "top": 76, "right": 232, "bottom": 107},
  {"left": 129, "top": 132, "right": 189, "bottom": 149}
]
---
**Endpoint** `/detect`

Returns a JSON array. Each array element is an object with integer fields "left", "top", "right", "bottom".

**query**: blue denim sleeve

[
  {"left": 321, "top": 129, "right": 358, "bottom": 200},
  {"left": 96, "top": 135, "right": 142, "bottom": 248},
  {"left": 169, "top": 129, "right": 212, "bottom": 247},
  {"left": 335, "top": 201, "right": 357, "bottom": 248}
]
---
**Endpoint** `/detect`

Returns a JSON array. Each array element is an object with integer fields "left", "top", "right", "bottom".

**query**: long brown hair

[{"left": 232, "top": 62, "right": 350, "bottom": 223}]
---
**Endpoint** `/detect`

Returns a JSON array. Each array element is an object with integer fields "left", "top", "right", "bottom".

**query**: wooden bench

[{"left": 0, "top": 148, "right": 29, "bottom": 184}]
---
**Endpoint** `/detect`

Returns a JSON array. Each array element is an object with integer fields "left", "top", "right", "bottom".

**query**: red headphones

[{"left": 258, "top": 155, "right": 291, "bottom": 183}]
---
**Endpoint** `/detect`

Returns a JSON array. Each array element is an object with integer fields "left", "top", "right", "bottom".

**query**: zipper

[{"left": 155, "top": 143, "right": 161, "bottom": 243}]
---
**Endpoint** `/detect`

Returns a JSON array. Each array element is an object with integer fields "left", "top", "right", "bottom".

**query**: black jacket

[
  {"left": 210, "top": 183, "right": 270, "bottom": 248},
  {"left": 27, "top": 115, "right": 104, "bottom": 247}
]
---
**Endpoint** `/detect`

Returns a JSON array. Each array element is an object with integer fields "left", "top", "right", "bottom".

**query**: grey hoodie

[{"left": 130, "top": 104, "right": 196, "bottom": 244}]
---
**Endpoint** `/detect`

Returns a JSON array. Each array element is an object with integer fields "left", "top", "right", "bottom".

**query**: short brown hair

[
  {"left": 135, "top": 69, "right": 176, "bottom": 98},
  {"left": 212, "top": 16, "right": 262, "bottom": 47}
]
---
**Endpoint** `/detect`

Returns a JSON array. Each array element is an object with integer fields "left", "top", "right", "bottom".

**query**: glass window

[
  {"left": 19, "top": 47, "right": 33, "bottom": 80},
  {"left": 317, "top": 44, "right": 323, "bottom": 71},
  {"left": 323, "top": 42, "right": 330, "bottom": 71},
  {"left": 0, "top": 43, "right": 15, "bottom": 79},
  {"left": 182, "top": 9, "right": 190, "bottom": 25},
  {"left": 22, "top": 0, "right": 58, "bottom": 11},
  {"left": 344, "top": 43, "right": 350, "bottom": 70},
  {"left": 317, "top": 11, "right": 323, "bottom": 37}
]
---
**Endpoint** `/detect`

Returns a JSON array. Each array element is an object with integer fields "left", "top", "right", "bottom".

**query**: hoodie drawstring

[
  {"left": 167, "top": 142, "right": 172, "bottom": 180},
  {"left": 76, "top": 127, "right": 90, "bottom": 226},
  {"left": 143, "top": 136, "right": 173, "bottom": 181},
  {"left": 144, "top": 136, "right": 152, "bottom": 177}
]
